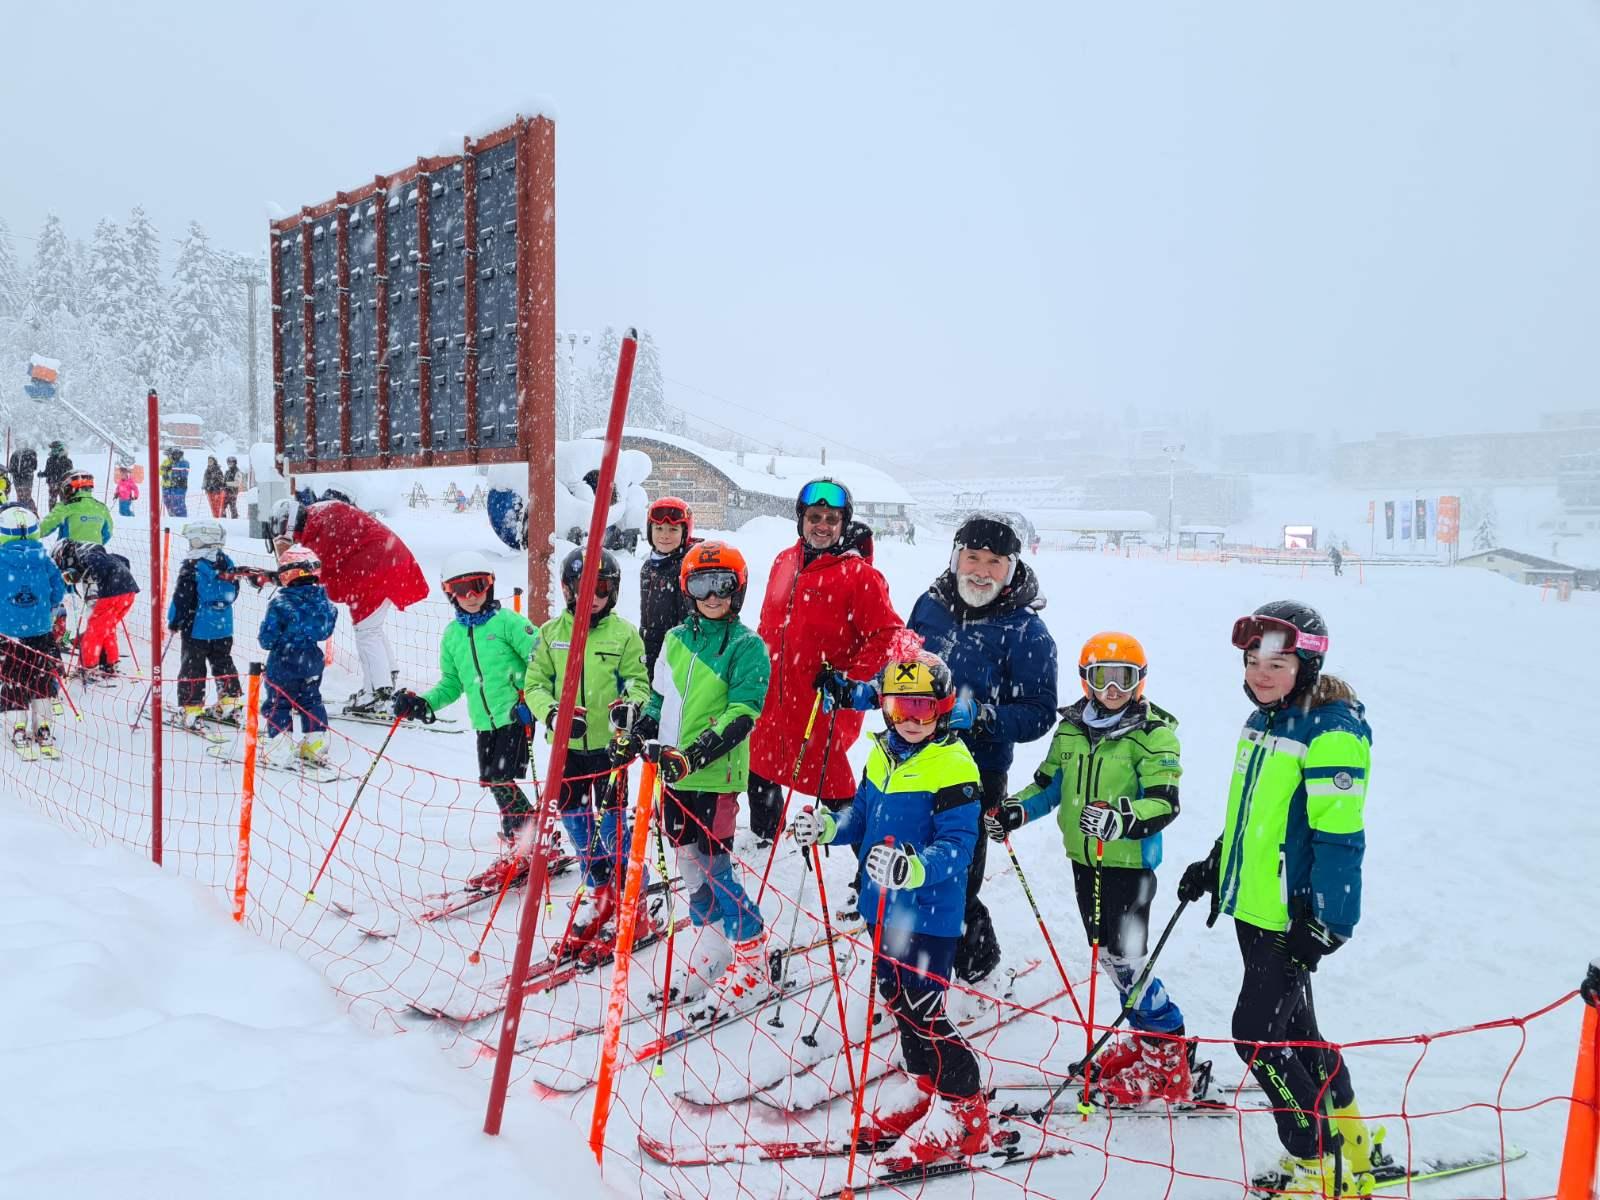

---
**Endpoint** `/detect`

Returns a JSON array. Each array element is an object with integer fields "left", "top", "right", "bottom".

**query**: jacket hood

[
  {"left": 929, "top": 557, "right": 1043, "bottom": 622},
  {"left": 1058, "top": 695, "right": 1174, "bottom": 739}
]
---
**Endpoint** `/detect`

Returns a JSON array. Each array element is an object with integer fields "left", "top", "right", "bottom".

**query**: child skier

[
  {"left": 987, "top": 630, "right": 1192, "bottom": 1104},
  {"left": 53, "top": 541, "right": 140, "bottom": 681},
  {"left": 790, "top": 652, "right": 989, "bottom": 1171},
  {"left": 165, "top": 522, "right": 243, "bottom": 729},
  {"left": 393, "top": 552, "right": 542, "bottom": 890},
  {"left": 1177, "top": 601, "right": 1375, "bottom": 1196},
  {"left": 257, "top": 545, "right": 338, "bottom": 769},
  {"left": 611, "top": 541, "right": 770, "bottom": 1021},
  {"left": 115, "top": 468, "right": 139, "bottom": 517},
  {"left": 0, "top": 507, "right": 67, "bottom": 757},
  {"left": 637, "top": 496, "right": 699, "bottom": 679},
  {"left": 39, "top": 471, "right": 112, "bottom": 545},
  {"left": 524, "top": 546, "right": 655, "bottom": 958}
]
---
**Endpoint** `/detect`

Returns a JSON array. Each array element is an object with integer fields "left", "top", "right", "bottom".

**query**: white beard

[{"left": 956, "top": 574, "right": 1000, "bottom": 608}]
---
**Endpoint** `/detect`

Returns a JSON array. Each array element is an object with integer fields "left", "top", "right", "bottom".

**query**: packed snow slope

[{"left": 0, "top": 800, "right": 611, "bottom": 1200}]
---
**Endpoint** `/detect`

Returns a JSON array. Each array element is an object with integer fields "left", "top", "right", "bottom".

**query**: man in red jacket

[
  {"left": 749, "top": 478, "right": 907, "bottom": 845},
  {"left": 270, "top": 497, "right": 429, "bottom": 715}
]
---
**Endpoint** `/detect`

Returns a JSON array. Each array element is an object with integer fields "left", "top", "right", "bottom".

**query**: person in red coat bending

[
  {"left": 749, "top": 477, "right": 907, "bottom": 847},
  {"left": 270, "top": 496, "right": 428, "bottom": 716}
]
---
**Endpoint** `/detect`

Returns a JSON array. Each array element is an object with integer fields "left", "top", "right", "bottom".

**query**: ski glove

[
  {"left": 393, "top": 689, "right": 434, "bottom": 722},
  {"left": 1177, "top": 841, "right": 1220, "bottom": 904},
  {"left": 815, "top": 668, "right": 877, "bottom": 713},
  {"left": 609, "top": 700, "right": 643, "bottom": 733},
  {"left": 948, "top": 699, "right": 997, "bottom": 734},
  {"left": 656, "top": 734, "right": 716, "bottom": 785},
  {"left": 1582, "top": 960, "right": 1600, "bottom": 1007},
  {"left": 1079, "top": 798, "right": 1133, "bottom": 842},
  {"left": 789, "top": 806, "right": 836, "bottom": 848},
  {"left": 608, "top": 730, "right": 642, "bottom": 767},
  {"left": 509, "top": 693, "right": 535, "bottom": 729},
  {"left": 1282, "top": 917, "right": 1343, "bottom": 972},
  {"left": 548, "top": 706, "right": 587, "bottom": 740},
  {"left": 984, "top": 797, "right": 1027, "bottom": 842},
  {"left": 864, "top": 843, "right": 925, "bottom": 891}
]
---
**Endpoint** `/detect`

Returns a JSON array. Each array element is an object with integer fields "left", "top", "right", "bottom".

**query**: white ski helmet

[
  {"left": 181, "top": 521, "right": 226, "bottom": 551},
  {"left": 268, "top": 497, "right": 303, "bottom": 541},
  {"left": 440, "top": 550, "right": 496, "bottom": 603},
  {"left": 0, "top": 505, "right": 41, "bottom": 544}
]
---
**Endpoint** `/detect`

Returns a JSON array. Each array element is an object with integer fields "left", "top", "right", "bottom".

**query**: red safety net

[{"left": 2, "top": 523, "right": 1591, "bottom": 1200}]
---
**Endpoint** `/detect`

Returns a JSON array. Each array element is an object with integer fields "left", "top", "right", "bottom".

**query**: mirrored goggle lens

[
  {"left": 1231, "top": 615, "right": 1328, "bottom": 655},
  {"left": 592, "top": 577, "right": 616, "bottom": 598},
  {"left": 685, "top": 569, "right": 740, "bottom": 600},
  {"left": 798, "top": 481, "right": 849, "bottom": 510},
  {"left": 445, "top": 573, "right": 492, "bottom": 598},
  {"left": 649, "top": 503, "right": 687, "bottom": 525},
  {"left": 883, "top": 695, "right": 942, "bottom": 724},
  {"left": 1080, "top": 662, "right": 1143, "bottom": 692}
]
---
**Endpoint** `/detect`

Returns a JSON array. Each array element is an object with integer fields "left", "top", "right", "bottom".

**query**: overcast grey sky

[{"left": 4, "top": 1, "right": 1598, "bottom": 459}]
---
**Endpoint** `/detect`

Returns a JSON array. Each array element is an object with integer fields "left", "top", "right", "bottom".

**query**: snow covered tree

[
  {"left": 631, "top": 329, "right": 667, "bottom": 429},
  {"left": 1462, "top": 488, "right": 1499, "bottom": 552},
  {"left": 29, "top": 213, "right": 77, "bottom": 323},
  {"left": 170, "top": 221, "right": 227, "bottom": 369},
  {"left": 122, "top": 206, "right": 171, "bottom": 388},
  {"left": 0, "top": 217, "right": 21, "bottom": 323},
  {"left": 583, "top": 325, "right": 623, "bottom": 433}
]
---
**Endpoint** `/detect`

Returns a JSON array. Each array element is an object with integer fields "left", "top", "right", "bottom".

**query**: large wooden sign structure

[{"left": 269, "top": 115, "right": 557, "bottom": 613}]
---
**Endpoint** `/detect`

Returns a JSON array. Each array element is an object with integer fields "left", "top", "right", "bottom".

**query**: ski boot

[
  {"left": 208, "top": 695, "right": 243, "bottom": 726},
  {"left": 343, "top": 687, "right": 385, "bottom": 717},
  {"left": 648, "top": 926, "right": 731, "bottom": 1004},
  {"left": 1251, "top": 1151, "right": 1372, "bottom": 1197},
  {"left": 259, "top": 732, "right": 295, "bottom": 768},
  {"left": 33, "top": 724, "right": 59, "bottom": 759},
  {"left": 1329, "top": 1100, "right": 1377, "bottom": 1177},
  {"left": 465, "top": 851, "right": 531, "bottom": 893},
  {"left": 12, "top": 722, "right": 37, "bottom": 760},
  {"left": 296, "top": 735, "right": 331, "bottom": 769},
  {"left": 861, "top": 1073, "right": 936, "bottom": 1139},
  {"left": 685, "top": 930, "right": 772, "bottom": 1023},
  {"left": 181, "top": 705, "right": 209, "bottom": 733},
  {"left": 1097, "top": 1034, "right": 1194, "bottom": 1107},
  {"left": 551, "top": 884, "right": 617, "bottom": 962},
  {"left": 878, "top": 1090, "right": 990, "bottom": 1172},
  {"left": 97, "top": 660, "right": 118, "bottom": 680}
]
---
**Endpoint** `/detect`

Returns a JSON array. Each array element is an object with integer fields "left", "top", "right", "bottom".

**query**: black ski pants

[
  {"left": 177, "top": 635, "right": 241, "bottom": 709},
  {"left": 477, "top": 722, "right": 532, "bottom": 838},
  {"left": 951, "top": 770, "right": 1003, "bottom": 984},
  {"left": 1232, "top": 921, "right": 1355, "bottom": 1159}
]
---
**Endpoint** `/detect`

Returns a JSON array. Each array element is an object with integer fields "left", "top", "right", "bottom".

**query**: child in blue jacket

[
  {"left": 167, "top": 522, "right": 243, "bottom": 730},
  {"left": 257, "top": 544, "right": 337, "bottom": 768},
  {"left": 791, "top": 652, "right": 988, "bottom": 1172},
  {"left": 0, "top": 506, "right": 67, "bottom": 755}
]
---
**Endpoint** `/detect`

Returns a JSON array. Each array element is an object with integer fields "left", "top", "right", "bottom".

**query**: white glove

[
  {"left": 790, "top": 807, "right": 834, "bottom": 848},
  {"left": 864, "top": 843, "right": 924, "bottom": 891},
  {"left": 1078, "top": 798, "right": 1132, "bottom": 842}
]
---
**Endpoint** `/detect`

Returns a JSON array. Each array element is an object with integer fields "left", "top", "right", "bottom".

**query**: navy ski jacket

[
  {"left": 258, "top": 583, "right": 337, "bottom": 680},
  {"left": 0, "top": 540, "right": 66, "bottom": 639}
]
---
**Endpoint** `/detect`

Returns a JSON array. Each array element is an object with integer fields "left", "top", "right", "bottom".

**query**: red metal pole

[
  {"left": 147, "top": 389, "right": 164, "bottom": 867},
  {"left": 517, "top": 116, "right": 557, "bottom": 622},
  {"left": 484, "top": 329, "right": 637, "bottom": 1137}
]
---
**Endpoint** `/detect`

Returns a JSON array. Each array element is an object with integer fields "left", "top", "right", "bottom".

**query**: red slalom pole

[
  {"left": 303, "top": 714, "right": 404, "bottom": 902},
  {"left": 484, "top": 329, "right": 639, "bottom": 1138},
  {"left": 842, "top": 837, "right": 893, "bottom": 1199},
  {"left": 147, "top": 389, "right": 164, "bottom": 867}
]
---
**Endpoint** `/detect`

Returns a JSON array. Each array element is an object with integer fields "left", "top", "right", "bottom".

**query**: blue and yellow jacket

[
  {"left": 1216, "top": 690, "right": 1371, "bottom": 938},
  {"left": 168, "top": 553, "right": 239, "bottom": 641},
  {"left": 829, "top": 731, "right": 981, "bottom": 938}
]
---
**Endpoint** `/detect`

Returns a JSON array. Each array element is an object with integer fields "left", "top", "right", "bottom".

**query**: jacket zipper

[
  {"left": 465, "top": 622, "right": 496, "bottom": 728},
  {"left": 1221, "top": 717, "right": 1271, "bottom": 913}
]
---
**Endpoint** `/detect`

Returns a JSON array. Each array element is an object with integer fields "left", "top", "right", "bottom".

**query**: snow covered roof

[
  {"left": 594, "top": 426, "right": 917, "bottom": 507},
  {"left": 1030, "top": 508, "right": 1157, "bottom": 532},
  {"left": 162, "top": 413, "right": 204, "bottom": 425}
]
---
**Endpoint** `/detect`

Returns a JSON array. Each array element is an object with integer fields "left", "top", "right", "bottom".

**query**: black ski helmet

[
  {"left": 560, "top": 545, "right": 623, "bottom": 620},
  {"left": 794, "top": 477, "right": 853, "bottom": 537},
  {"left": 1240, "top": 599, "right": 1328, "bottom": 709},
  {"left": 951, "top": 511, "right": 1022, "bottom": 585}
]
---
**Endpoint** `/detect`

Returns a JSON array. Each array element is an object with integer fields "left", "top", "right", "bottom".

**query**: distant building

[
  {"left": 1220, "top": 431, "right": 1322, "bottom": 475},
  {"left": 608, "top": 427, "right": 915, "bottom": 533},
  {"left": 1030, "top": 508, "right": 1155, "bottom": 549},
  {"left": 1081, "top": 470, "right": 1251, "bottom": 527},
  {"left": 160, "top": 413, "right": 206, "bottom": 450},
  {"left": 1558, "top": 451, "right": 1600, "bottom": 514},
  {"left": 1334, "top": 428, "right": 1600, "bottom": 485},
  {"left": 1456, "top": 548, "right": 1585, "bottom": 588}
]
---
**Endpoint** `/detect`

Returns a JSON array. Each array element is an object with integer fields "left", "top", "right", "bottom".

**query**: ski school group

[{"left": 0, "top": 467, "right": 1381, "bottom": 1194}]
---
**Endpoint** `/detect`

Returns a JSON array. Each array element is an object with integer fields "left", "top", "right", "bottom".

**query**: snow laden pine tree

[
  {"left": 0, "top": 217, "right": 23, "bottom": 325},
  {"left": 29, "top": 214, "right": 77, "bottom": 324}
]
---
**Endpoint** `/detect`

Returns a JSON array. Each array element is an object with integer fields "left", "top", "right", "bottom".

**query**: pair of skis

[{"left": 333, "top": 709, "right": 463, "bottom": 735}]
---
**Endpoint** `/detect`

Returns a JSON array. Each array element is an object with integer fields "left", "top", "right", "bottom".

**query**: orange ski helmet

[
  {"left": 1078, "top": 631, "right": 1148, "bottom": 700},
  {"left": 680, "top": 540, "right": 749, "bottom": 613}
]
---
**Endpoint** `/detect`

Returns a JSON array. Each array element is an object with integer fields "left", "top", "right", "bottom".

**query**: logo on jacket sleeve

[{"left": 1333, "top": 771, "right": 1354, "bottom": 790}]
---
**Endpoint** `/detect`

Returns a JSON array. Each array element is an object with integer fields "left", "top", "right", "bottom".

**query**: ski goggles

[
  {"left": 684, "top": 569, "right": 741, "bottom": 601},
  {"left": 798, "top": 480, "right": 849, "bottom": 511},
  {"left": 648, "top": 501, "right": 689, "bottom": 526},
  {"left": 1079, "top": 662, "right": 1146, "bottom": 693},
  {"left": 882, "top": 694, "right": 949, "bottom": 725},
  {"left": 1230, "top": 615, "right": 1328, "bottom": 656},
  {"left": 444, "top": 573, "right": 493, "bottom": 599}
]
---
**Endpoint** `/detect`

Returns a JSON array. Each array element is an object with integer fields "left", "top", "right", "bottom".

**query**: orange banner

[{"left": 1437, "top": 496, "right": 1461, "bottom": 545}]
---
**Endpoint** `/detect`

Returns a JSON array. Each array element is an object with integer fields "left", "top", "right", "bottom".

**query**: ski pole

[
  {"left": 303, "top": 714, "right": 403, "bottom": 902},
  {"left": 842, "top": 838, "right": 893, "bottom": 1200},
  {"left": 1079, "top": 836, "right": 1105, "bottom": 1115},
  {"left": 649, "top": 771, "right": 678, "bottom": 1077},
  {"left": 808, "top": 834, "right": 858, "bottom": 1083},
  {"left": 1031, "top": 899, "right": 1190, "bottom": 1120},
  {"left": 130, "top": 628, "right": 177, "bottom": 730},
  {"left": 755, "top": 687, "right": 824, "bottom": 906},
  {"left": 473, "top": 753, "right": 572, "bottom": 962},
  {"left": 764, "top": 846, "right": 812, "bottom": 1031},
  {"left": 1002, "top": 833, "right": 1086, "bottom": 1025}
]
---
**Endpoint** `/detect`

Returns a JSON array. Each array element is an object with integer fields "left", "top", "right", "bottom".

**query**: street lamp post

[{"left": 1162, "top": 443, "right": 1185, "bottom": 554}]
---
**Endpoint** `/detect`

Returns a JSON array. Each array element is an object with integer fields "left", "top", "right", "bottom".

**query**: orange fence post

[
  {"left": 1557, "top": 961, "right": 1600, "bottom": 1200},
  {"left": 512, "top": 586, "right": 523, "bottom": 614},
  {"left": 232, "top": 665, "right": 264, "bottom": 923}
]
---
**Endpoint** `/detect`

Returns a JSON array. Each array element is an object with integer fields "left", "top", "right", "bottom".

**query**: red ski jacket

[
  {"left": 297, "top": 501, "right": 428, "bottom": 624},
  {"left": 751, "top": 530, "right": 905, "bottom": 800}
]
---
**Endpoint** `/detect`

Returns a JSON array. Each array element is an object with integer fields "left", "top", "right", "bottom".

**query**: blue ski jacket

[
  {"left": 168, "top": 553, "right": 239, "bottom": 641},
  {"left": 258, "top": 583, "right": 337, "bottom": 680},
  {"left": 0, "top": 540, "right": 67, "bottom": 639}
]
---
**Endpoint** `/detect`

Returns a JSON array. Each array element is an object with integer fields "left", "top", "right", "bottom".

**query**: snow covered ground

[{"left": 4, "top": 490, "right": 1594, "bottom": 1197}]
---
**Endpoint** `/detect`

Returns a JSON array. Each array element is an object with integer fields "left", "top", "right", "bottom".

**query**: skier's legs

[
  {"left": 1231, "top": 920, "right": 1341, "bottom": 1158},
  {"left": 294, "top": 671, "right": 329, "bottom": 735},
  {"left": 177, "top": 636, "right": 209, "bottom": 709},
  {"left": 746, "top": 771, "right": 784, "bottom": 843},
  {"left": 1072, "top": 861, "right": 1184, "bottom": 1034},
  {"left": 206, "top": 636, "right": 242, "bottom": 699},
  {"left": 678, "top": 790, "right": 760, "bottom": 940},
  {"left": 78, "top": 601, "right": 114, "bottom": 670},
  {"left": 352, "top": 600, "right": 395, "bottom": 694},
  {"left": 558, "top": 748, "right": 616, "bottom": 888},
  {"left": 261, "top": 675, "right": 293, "bottom": 737},
  {"left": 477, "top": 724, "right": 532, "bottom": 838},
  {"left": 954, "top": 770, "right": 1005, "bottom": 983},
  {"left": 877, "top": 933, "right": 980, "bottom": 1098}
]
